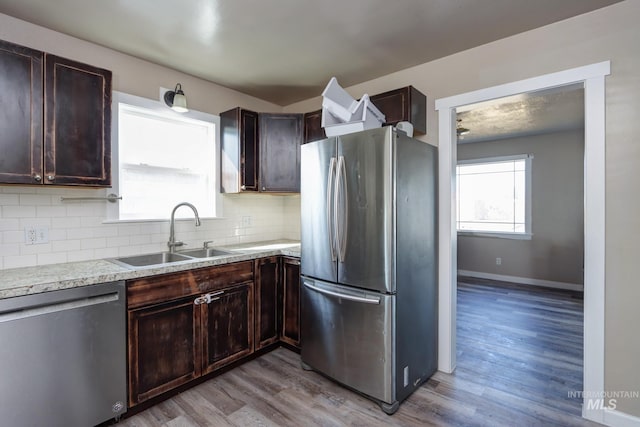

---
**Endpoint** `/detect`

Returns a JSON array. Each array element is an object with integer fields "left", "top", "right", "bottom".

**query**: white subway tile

[
  {"left": 94, "top": 247, "right": 119, "bottom": 259},
  {"left": 51, "top": 217, "right": 81, "bottom": 229},
  {"left": 48, "top": 229, "right": 67, "bottom": 241},
  {"left": 91, "top": 226, "right": 119, "bottom": 238},
  {"left": 2, "top": 230, "right": 23, "bottom": 244},
  {"left": 66, "top": 228, "right": 93, "bottom": 240},
  {"left": 0, "top": 243, "right": 20, "bottom": 257},
  {"left": 81, "top": 238, "right": 106, "bottom": 250},
  {"left": 130, "top": 235, "right": 152, "bottom": 245},
  {"left": 53, "top": 239, "right": 81, "bottom": 252},
  {"left": 2, "top": 205, "right": 36, "bottom": 218},
  {"left": 3, "top": 254, "right": 37, "bottom": 269},
  {"left": 19, "top": 194, "right": 52, "bottom": 205},
  {"left": 66, "top": 250, "right": 95, "bottom": 263},
  {"left": 21, "top": 243, "right": 53, "bottom": 255},
  {"left": 0, "top": 194, "right": 19, "bottom": 205},
  {"left": 107, "top": 236, "right": 130, "bottom": 247},
  {"left": 0, "top": 218, "right": 19, "bottom": 231},
  {"left": 37, "top": 252, "right": 68, "bottom": 266},
  {"left": 36, "top": 206, "right": 67, "bottom": 218}
]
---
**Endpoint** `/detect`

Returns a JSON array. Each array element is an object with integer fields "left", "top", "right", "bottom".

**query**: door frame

[{"left": 435, "top": 61, "right": 610, "bottom": 423}]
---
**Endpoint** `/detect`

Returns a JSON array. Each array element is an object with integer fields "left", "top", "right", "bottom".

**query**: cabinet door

[
  {"left": 369, "top": 86, "right": 426, "bottom": 135},
  {"left": 128, "top": 297, "right": 201, "bottom": 406},
  {"left": 44, "top": 54, "right": 112, "bottom": 186},
  {"left": 259, "top": 113, "right": 302, "bottom": 192},
  {"left": 220, "top": 108, "right": 258, "bottom": 193},
  {"left": 303, "top": 109, "right": 326, "bottom": 144},
  {"left": 255, "top": 257, "right": 280, "bottom": 349},
  {"left": 0, "top": 41, "right": 43, "bottom": 184},
  {"left": 202, "top": 282, "right": 254, "bottom": 374},
  {"left": 281, "top": 257, "right": 301, "bottom": 348}
]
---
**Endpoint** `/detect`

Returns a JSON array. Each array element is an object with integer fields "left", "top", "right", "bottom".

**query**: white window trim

[
  {"left": 107, "top": 91, "right": 223, "bottom": 222},
  {"left": 456, "top": 154, "right": 533, "bottom": 239}
]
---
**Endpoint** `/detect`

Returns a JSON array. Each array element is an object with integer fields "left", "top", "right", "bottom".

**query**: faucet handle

[{"left": 203, "top": 240, "right": 214, "bottom": 249}]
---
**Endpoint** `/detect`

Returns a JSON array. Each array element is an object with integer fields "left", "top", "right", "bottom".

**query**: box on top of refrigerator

[{"left": 321, "top": 77, "right": 385, "bottom": 137}]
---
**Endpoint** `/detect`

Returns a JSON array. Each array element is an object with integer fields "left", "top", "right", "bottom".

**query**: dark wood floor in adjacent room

[{"left": 120, "top": 279, "right": 600, "bottom": 427}]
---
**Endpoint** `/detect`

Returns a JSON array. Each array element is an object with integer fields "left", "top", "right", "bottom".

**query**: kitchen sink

[
  {"left": 110, "top": 252, "right": 192, "bottom": 268},
  {"left": 177, "top": 248, "right": 232, "bottom": 258}
]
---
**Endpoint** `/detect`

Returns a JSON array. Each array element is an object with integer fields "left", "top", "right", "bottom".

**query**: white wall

[{"left": 286, "top": 1, "right": 640, "bottom": 417}]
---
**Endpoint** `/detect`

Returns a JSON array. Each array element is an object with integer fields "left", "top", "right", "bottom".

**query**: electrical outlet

[
  {"left": 496, "top": 257, "right": 502, "bottom": 266},
  {"left": 241, "top": 216, "right": 252, "bottom": 227},
  {"left": 24, "top": 226, "right": 49, "bottom": 245}
]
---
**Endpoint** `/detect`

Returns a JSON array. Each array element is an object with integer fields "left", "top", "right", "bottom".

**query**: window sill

[{"left": 457, "top": 231, "right": 532, "bottom": 240}]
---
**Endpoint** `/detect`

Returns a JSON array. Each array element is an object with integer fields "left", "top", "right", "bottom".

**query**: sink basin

[
  {"left": 111, "top": 252, "right": 192, "bottom": 268},
  {"left": 177, "top": 248, "right": 233, "bottom": 258}
]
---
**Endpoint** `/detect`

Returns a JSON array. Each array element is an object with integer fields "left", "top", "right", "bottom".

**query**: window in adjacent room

[
  {"left": 456, "top": 154, "right": 532, "bottom": 239},
  {"left": 109, "top": 91, "right": 221, "bottom": 221}
]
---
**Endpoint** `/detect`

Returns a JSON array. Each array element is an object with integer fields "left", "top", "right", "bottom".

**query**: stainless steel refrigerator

[{"left": 300, "top": 126, "right": 437, "bottom": 414}]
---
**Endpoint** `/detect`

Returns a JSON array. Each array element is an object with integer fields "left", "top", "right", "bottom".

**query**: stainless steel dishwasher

[{"left": 0, "top": 281, "right": 127, "bottom": 427}]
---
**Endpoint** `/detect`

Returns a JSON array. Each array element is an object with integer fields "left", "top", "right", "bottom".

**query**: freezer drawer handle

[{"left": 303, "top": 281, "right": 380, "bottom": 305}]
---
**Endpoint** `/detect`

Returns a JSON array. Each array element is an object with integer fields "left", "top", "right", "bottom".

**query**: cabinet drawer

[{"left": 127, "top": 261, "right": 254, "bottom": 309}]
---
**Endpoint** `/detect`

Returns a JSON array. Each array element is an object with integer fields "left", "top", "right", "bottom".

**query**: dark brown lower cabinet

[
  {"left": 281, "top": 257, "right": 301, "bottom": 348},
  {"left": 127, "top": 256, "right": 300, "bottom": 407},
  {"left": 202, "top": 282, "right": 254, "bottom": 375},
  {"left": 127, "top": 262, "right": 254, "bottom": 407},
  {"left": 255, "top": 257, "right": 280, "bottom": 350},
  {"left": 128, "top": 297, "right": 200, "bottom": 406}
]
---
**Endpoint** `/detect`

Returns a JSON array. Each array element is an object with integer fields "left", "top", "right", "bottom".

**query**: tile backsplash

[{"left": 0, "top": 186, "right": 301, "bottom": 270}]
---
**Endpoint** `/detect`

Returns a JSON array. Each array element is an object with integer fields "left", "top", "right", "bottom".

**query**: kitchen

[{"left": 1, "top": 1, "right": 639, "bottom": 426}]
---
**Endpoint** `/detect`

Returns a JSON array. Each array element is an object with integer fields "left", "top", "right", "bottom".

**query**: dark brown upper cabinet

[
  {"left": 0, "top": 39, "right": 112, "bottom": 186},
  {"left": 369, "top": 86, "right": 427, "bottom": 135},
  {"left": 220, "top": 107, "right": 259, "bottom": 193},
  {"left": 258, "top": 113, "right": 302, "bottom": 192},
  {"left": 44, "top": 55, "right": 112, "bottom": 186},
  {"left": 220, "top": 109, "right": 302, "bottom": 193},
  {"left": 0, "top": 40, "right": 43, "bottom": 184},
  {"left": 303, "top": 109, "right": 326, "bottom": 144}
]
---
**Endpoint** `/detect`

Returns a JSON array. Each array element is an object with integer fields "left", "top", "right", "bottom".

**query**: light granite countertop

[{"left": 0, "top": 240, "right": 300, "bottom": 300}]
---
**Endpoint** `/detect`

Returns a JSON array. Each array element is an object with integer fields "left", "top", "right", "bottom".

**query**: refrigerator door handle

[
  {"left": 336, "top": 155, "right": 348, "bottom": 262},
  {"left": 303, "top": 281, "right": 381, "bottom": 305},
  {"left": 327, "top": 157, "right": 337, "bottom": 261}
]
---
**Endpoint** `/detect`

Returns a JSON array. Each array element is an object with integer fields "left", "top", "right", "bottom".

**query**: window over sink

[{"left": 109, "top": 91, "right": 221, "bottom": 221}]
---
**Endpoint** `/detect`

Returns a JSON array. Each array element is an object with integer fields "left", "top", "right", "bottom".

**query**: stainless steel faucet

[{"left": 167, "top": 202, "right": 201, "bottom": 253}]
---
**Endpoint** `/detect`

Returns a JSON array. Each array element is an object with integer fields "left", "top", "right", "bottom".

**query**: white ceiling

[
  {"left": 456, "top": 84, "right": 585, "bottom": 144},
  {"left": 0, "top": 0, "right": 621, "bottom": 106}
]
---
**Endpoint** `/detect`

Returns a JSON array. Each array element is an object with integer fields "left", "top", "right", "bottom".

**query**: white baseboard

[
  {"left": 457, "top": 270, "right": 584, "bottom": 292},
  {"left": 603, "top": 409, "right": 640, "bottom": 427}
]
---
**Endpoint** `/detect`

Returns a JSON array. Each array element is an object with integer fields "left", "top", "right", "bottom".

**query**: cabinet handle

[
  {"left": 33, "top": 174, "right": 42, "bottom": 182},
  {"left": 47, "top": 175, "right": 55, "bottom": 181},
  {"left": 194, "top": 290, "right": 225, "bottom": 305}
]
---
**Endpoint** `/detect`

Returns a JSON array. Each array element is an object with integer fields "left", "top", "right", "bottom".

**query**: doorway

[{"left": 435, "top": 61, "right": 609, "bottom": 423}]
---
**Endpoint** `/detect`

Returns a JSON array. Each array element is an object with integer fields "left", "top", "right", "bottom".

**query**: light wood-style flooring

[{"left": 119, "top": 279, "right": 600, "bottom": 427}]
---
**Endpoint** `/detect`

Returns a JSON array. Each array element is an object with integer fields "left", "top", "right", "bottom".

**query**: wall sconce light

[{"left": 164, "top": 83, "right": 188, "bottom": 113}]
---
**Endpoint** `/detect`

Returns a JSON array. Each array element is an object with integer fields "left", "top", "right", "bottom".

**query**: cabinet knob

[
  {"left": 262, "top": 187, "right": 266, "bottom": 191},
  {"left": 47, "top": 175, "right": 55, "bottom": 181},
  {"left": 241, "top": 185, "right": 246, "bottom": 190},
  {"left": 33, "top": 174, "right": 42, "bottom": 182}
]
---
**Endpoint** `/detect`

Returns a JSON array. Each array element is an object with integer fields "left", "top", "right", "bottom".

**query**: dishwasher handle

[
  {"left": 0, "top": 292, "right": 119, "bottom": 324},
  {"left": 303, "top": 281, "right": 380, "bottom": 305}
]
